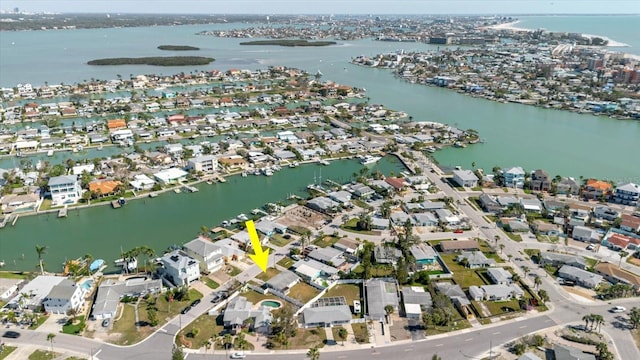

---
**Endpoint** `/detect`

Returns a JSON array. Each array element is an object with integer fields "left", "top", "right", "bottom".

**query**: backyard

[
  {"left": 322, "top": 283, "right": 362, "bottom": 304},
  {"left": 241, "top": 289, "right": 281, "bottom": 305},
  {"left": 288, "top": 282, "right": 321, "bottom": 303}
]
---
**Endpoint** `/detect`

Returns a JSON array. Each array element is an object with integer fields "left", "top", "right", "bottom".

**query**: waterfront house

[
  {"left": 401, "top": 286, "right": 433, "bottom": 319},
  {"left": 48, "top": 175, "right": 82, "bottom": 206},
  {"left": 306, "top": 196, "right": 340, "bottom": 213},
  {"left": 130, "top": 174, "right": 155, "bottom": 191},
  {"left": 327, "top": 190, "right": 352, "bottom": 205},
  {"left": 187, "top": 155, "right": 218, "bottom": 174},
  {"left": 456, "top": 251, "right": 496, "bottom": 269},
  {"left": 452, "top": 169, "right": 479, "bottom": 188},
  {"left": 582, "top": 179, "right": 612, "bottom": 200},
  {"left": 593, "top": 206, "right": 620, "bottom": 222},
  {"left": 620, "top": 214, "right": 640, "bottom": 233},
  {"left": 223, "top": 296, "right": 272, "bottom": 334},
  {"left": 487, "top": 267, "right": 513, "bottom": 285},
  {"left": 91, "top": 278, "right": 163, "bottom": 320},
  {"left": 366, "top": 279, "right": 399, "bottom": 321},
  {"left": 539, "top": 252, "right": 586, "bottom": 270},
  {"left": 160, "top": 250, "right": 200, "bottom": 287},
  {"left": 265, "top": 270, "right": 300, "bottom": 295},
  {"left": 409, "top": 244, "right": 438, "bottom": 269},
  {"left": 1, "top": 193, "right": 39, "bottom": 214},
  {"left": 6, "top": 275, "right": 65, "bottom": 310},
  {"left": 255, "top": 219, "right": 288, "bottom": 237},
  {"left": 503, "top": 167, "right": 525, "bottom": 188},
  {"left": 153, "top": 168, "right": 188, "bottom": 186},
  {"left": 557, "top": 265, "right": 602, "bottom": 289},
  {"left": 530, "top": 169, "right": 551, "bottom": 192},
  {"left": 42, "top": 279, "right": 86, "bottom": 315},
  {"left": 556, "top": 177, "right": 580, "bottom": 195},
  {"left": 110, "top": 129, "right": 134, "bottom": 143},
  {"left": 350, "top": 183, "right": 375, "bottom": 199},
  {"left": 303, "top": 298, "right": 352, "bottom": 328},
  {"left": 182, "top": 237, "right": 225, "bottom": 274},
  {"left": 88, "top": 180, "right": 122, "bottom": 197},
  {"left": 612, "top": 183, "right": 640, "bottom": 207}
]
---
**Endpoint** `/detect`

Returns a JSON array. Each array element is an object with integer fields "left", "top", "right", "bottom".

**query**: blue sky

[{"left": 4, "top": 0, "right": 640, "bottom": 14}]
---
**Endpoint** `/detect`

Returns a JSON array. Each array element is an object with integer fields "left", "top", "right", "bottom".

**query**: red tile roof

[
  {"left": 606, "top": 234, "right": 630, "bottom": 248},
  {"left": 621, "top": 214, "right": 640, "bottom": 230},
  {"left": 385, "top": 177, "right": 406, "bottom": 190}
]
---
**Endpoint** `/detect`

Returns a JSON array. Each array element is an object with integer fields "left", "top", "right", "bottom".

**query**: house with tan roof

[
  {"left": 582, "top": 179, "right": 612, "bottom": 200},
  {"left": 620, "top": 214, "right": 640, "bottom": 233},
  {"left": 107, "top": 119, "right": 127, "bottom": 130},
  {"left": 88, "top": 180, "right": 122, "bottom": 197},
  {"left": 594, "top": 262, "right": 640, "bottom": 292}
]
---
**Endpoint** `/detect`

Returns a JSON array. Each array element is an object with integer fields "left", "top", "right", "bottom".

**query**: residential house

[
  {"left": 582, "top": 179, "right": 612, "bottom": 200},
  {"left": 413, "top": 212, "right": 438, "bottom": 226},
  {"left": 374, "top": 245, "right": 402, "bottom": 265},
  {"left": 5, "top": 276, "right": 65, "bottom": 311},
  {"left": 303, "top": 296, "right": 352, "bottom": 327},
  {"left": 91, "top": 278, "right": 163, "bottom": 320},
  {"left": 517, "top": 353, "right": 543, "bottom": 360},
  {"left": 552, "top": 344, "right": 596, "bottom": 360},
  {"left": 435, "top": 282, "right": 473, "bottom": 319},
  {"left": 531, "top": 220, "right": 562, "bottom": 236},
  {"left": 306, "top": 196, "right": 340, "bottom": 213},
  {"left": 130, "top": 174, "right": 155, "bottom": 191},
  {"left": 187, "top": 155, "right": 218, "bottom": 174},
  {"left": 308, "top": 247, "right": 346, "bottom": 268},
  {"left": 222, "top": 296, "right": 272, "bottom": 334},
  {"left": 371, "top": 217, "right": 390, "bottom": 230},
  {"left": 507, "top": 220, "right": 530, "bottom": 233},
  {"left": 401, "top": 286, "right": 432, "bottom": 320},
  {"left": 503, "top": 167, "right": 525, "bottom": 188},
  {"left": 182, "top": 237, "right": 225, "bottom": 274},
  {"left": 332, "top": 238, "right": 361, "bottom": 255},
  {"left": 366, "top": 279, "right": 399, "bottom": 321},
  {"left": 602, "top": 233, "right": 640, "bottom": 251},
  {"left": 470, "top": 284, "right": 524, "bottom": 302},
  {"left": 457, "top": 251, "right": 496, "bottom": 269},
  {"left": 620, "top": 214, "right": 640, "bottom": 233},
  {"left": 594, "top": 262, "right": 640, "bottom": 292},
  {"left": 292, "top": 258, "right": 339, "bottom": 282},
  {"left": 265, "top": 270, "right": 300, "bottom": 295},
  {"left": 42, "top": 279, "right": 86, "bottom": 315},
  {"left": 558, "top": 265, "right": 603, "bottom": 289},
  {"left": 438, "top": 240, "right": 480, "bottom": 253},
  {"left": 539, "top": 252, "right": 587, "bottom": 270},
  {"left": 593, "top": 206, "right": 620, "bottom": 222},
  {"left": 486, "top": 268, "right": 513, "bottom": 285},
  {"left": 48, "top": 175, "right": 82, "bottom": 206},
  {"left": 556, "top": 177, "right": 580, "bottom": 195},
  {"left": 351, "top": 183, "right": 375, "bottom": 199},
  {"left": 612, "top": 183, "right": 640, "bottom": 207},
  {"left": 88, "top": 180, "right": 122, "bottom": 197},
  {"left": 434, "top": 209, "right": 460, "bottom": 226},
  {"left": 154, "top": 168, "right": 188, "bottom": 186},
  {"left": 410, "top": 244, "right": 438, "bottom": 269},
  {"left": 571, "top": 226, "right": 600, "bottom": 243},
  {"left": 452, "top": 170, "right": 479, "bottom": 188},
  {"left": 160, "top": 250, "right": 200, "bottom": 287},
  {"left": 327, "top": 190, "right": 352, "bottom": 206},
  {"left": 213, "top": 238, "right": 246, "bottom": 261},
  {"left": 255, "top": 219, "right": 288, "bottom": 237},
  {"left": 478, "top": 193, "right": 503, "bottom": 214},
  {"left": 530, "top": 169, "right": 551, "bottom": 192},
  {"left": 520, "top": 198, "right": 543, "bottom": 213}
]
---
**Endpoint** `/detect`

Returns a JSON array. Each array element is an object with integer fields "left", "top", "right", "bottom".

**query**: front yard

[
  {"left": 313, "top": 235, "right": 341, "bottom": 248},
  {"left": 351, "top": 323, "right": 370, "bottom": 343},
  {"left": 256, "top": 268, "right": 281, "bottom": 282},
  {"left": 277, "top": 257, "right": 295, "bottom": 269},
  {"left": 176, "top": 314, "right": 225, "bottom": 349},
  {"left": 268, "top": 328, "right": 326, "bottom": 350},
  {"left": 0, "top": 346, "right": 16, "bottom": 360}
]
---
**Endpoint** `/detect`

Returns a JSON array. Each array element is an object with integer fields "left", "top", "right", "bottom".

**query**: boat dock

[
  {"left": 58, "top": 207, "right": 68, "bottom": 218},
  {"left": 182, "top": 185, "right": 199, "bottom": 193},
  {"left": 216, "top": 175, "right": 227, "bottom": 183},
  {"left": 111, "top": 200, "right": 121, "bottom": 209}
]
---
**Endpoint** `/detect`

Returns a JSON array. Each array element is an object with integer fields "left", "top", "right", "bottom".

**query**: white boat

[
  {"left": 97, "top": 144, "right": 103, "bottom": 151},
  {"left": 241, "top": 172, "right": 248, "bottom": 177},
  {"left": 288, "top": 161, "right": 299, "bottom": 168},
  {"left": 237, "top": 213, "right": 248, "bottom": 221},
  {"left": 263, "top": 169, "right": 274, "bottom": 176},
  {"left": 318, "top": 159, "right": 330, "bottom": 166},
  {"left": 47, "top": 150, "right": 54, "bottom": 157},
  {"left": 360, "top": 155, "right": 381, "bottom": 165},
  {"left": 174, "top": 188, "right": 181, "bottom": 194}
]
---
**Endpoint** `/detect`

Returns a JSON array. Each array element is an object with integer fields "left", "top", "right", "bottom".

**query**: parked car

[
  {"left": 191, "top": 299, "right": 201, "bottom": 307},
  {"left": 453, "top": 229, "right": 464, "bottom": 234},
  {"left": 2, "top": 331, "right": 20, "bottom": 338},
  {"left": 586, "top": 244, "right": 595, "bottom": 250},
  {"left": 212, "top": 294, "right": 222, "bottom": 303},
  {"left": 230, "top": 352, "right": 246, "bottom": 359},
  {"left": 101, "top": 319, "right": 110, "bottom": 328},
  {"left": 181, "top": 306, "right": 192, "bottom": 314},
  {"left": 610, "top": 306, "right": 626, "bottom": 313}
]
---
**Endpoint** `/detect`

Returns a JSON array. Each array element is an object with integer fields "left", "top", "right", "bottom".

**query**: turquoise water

[{"left": 260, "top": 300, "right": 282, "bottom": 308}]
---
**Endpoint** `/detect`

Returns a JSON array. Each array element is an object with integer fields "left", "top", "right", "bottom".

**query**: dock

[
  {"left": 216, "top": 175, "right": 226, "bottom": 183},
  {"left": 182, "top": 185, "right": 199, "bottom": 193},
  {"left": 58, "top": 207, "right": 68, "bottom": 218},
  {"left": 111, "top": 200, "right": 121, "bottom": 209}
]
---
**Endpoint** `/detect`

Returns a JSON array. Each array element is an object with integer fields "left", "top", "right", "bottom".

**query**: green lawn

[
  {"left": 425, "top": 319, "right": 472, "bottom": 336},
  {"left": 256, "top": 268, "right": 281, "bottom": 282},
  {"left": 65, "top": 357, "right": 88, "bottom": 360},
  {"left": 584, "top": 257, "right": 598, "bottom": 270},
  {"left": 0, "top": 346, "right": 16, "bottom": 360},
  {"left": 323, "top": 284, "right": 361, "bottom": 304},
  {"left": 269, "top": 234, "right": 293, "bottom": 247},
  {"left": 439, "top": 254, "right": 489, "bottom": 288},
  {"left": 277, "top": 257, "right": 295, "bottom": 269},
  {"left": 28, "top": 350, "right": 59, "bottom": 360},
  {"left": 176, "top": 314, "right": 225, "bottom": 349},
  {"left": 269, "top": 328, "right": 326, "bottom": 350},
  {"left": 340, "top": 218, "right": 376, "bottom": 235},
  {"left": 313, "top": 236, "right": 341, "bottom": 248},
  {"left": 505, "top": 232, "right": 523, "bottom": 242},
  {"left": 482, "top": 300, "right": 522, "bottom": 316},
  {"left": 0, "top": 271, "right": 31, "bottom": 279},
  {"left": 203, "top": 277, "right": 220, "bottom": 289},
  {"left": 288, "top": 282, "right": 321, "bottom": 303},
  {"left": 62, "top": 315, "right": 86, "bottom": 335},
  {"left": 227, "top": 266, "right": 242, "bottom": 277},
  {"left": 351, "top": 323, "right": 370, "bottom": 343},
  {"left": 241, "top": 289, "right": 281, "bottom": 305}
]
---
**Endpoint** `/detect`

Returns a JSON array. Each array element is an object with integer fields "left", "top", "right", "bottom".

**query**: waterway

[{"left": 0, "top": 157, "right": 405, "bottom": 271}]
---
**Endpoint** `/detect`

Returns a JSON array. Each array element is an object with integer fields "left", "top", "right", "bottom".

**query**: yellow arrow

[{"left": 245, "top": 220, "right": 270, "bottom": 272}]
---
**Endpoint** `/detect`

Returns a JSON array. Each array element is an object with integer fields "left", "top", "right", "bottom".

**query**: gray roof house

[
  {"left": 553, "top": 344, "right": 596, "bottom": 360},
  {"left": 308, "top": 247, "right": 345, "bottom": 267},
  {"left": 223, "top": 296, "right": 272, "bottom": 334},
  {"left": 478, "top": 193, "right": 503, "bottom": 214},
  {"left": 413, "top": 212, "right": 438, "bottom": 226},
  {"left": 43, "top": 279, "right": 86, "bottom": 315},
  {"left": 327, "top": 190, "right": 352, "bottom": 205},
  {"left": 374, "top": 245, "right": 402, "bottom": 266},
  {"left": 558, "top": 265, "right": 603, "bottom": 289},
  {"left": 306, "top": 196, "right": 340, "bottom": 213},
  {"left": 452, "top": 169, "right": 479, "bottom": 188},
  {"left": 572, "top": 225, "right": 600, "bottom": 243},
  {"left": 265, "top": 270, "right": 300, "bottom": 295},
  {"left": 478, "top": 284, "right": 524, "bottom": 301},
  {"left": 160, "top": 250, "right": 200, "bottom": 287},
  {"left": 456, "top": 251, "right": 496, "bottom": 269},
  {"left": 517, "top": 352, "right": 543, "bottom": 360},
  {"left": 486, "top": 268, "right": 513, "bottom": 285},
  {"left": 371, "top": 217, "right": 390, "bottom": 229},
  {"left": 401, "top": 286, "right": 432, "bottom": 319},
  {"left": 539, "top": 252, "right": 587, "bottom": 270},
  {"left": 435, "top": 282, "right": 473, "bottom": 318},
  {"left": 182, "top": 237, "right": 225, "bottom": 274},
  {"left": 303, "top": 297, "right": 352, "bottom": 328},
  {"left": 91, "top": 278, "right": 163, "bottom": 320},
  {"left": 366, "top": 279, "right": 399, "bottom": 321}
]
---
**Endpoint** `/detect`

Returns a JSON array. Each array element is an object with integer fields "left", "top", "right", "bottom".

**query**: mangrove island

[
  {"left": 157, "top": 45, "right": 200, "bottom": 51},
  {"left": 87, "top": 56, "right": 214, "bottom": 66}
]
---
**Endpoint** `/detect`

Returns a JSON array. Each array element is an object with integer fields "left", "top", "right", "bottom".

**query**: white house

[
  {"left": 187, "top": 155, "right": 218, "bottom": 174},
  {"left": 48, "top": 175, "right": 82, "bottom": 206},
  {"left": 110, "top": 129, "right": 134, "bottom": 142},
  {"left": 182, "top": 237, "right": 225, "bottom": 273},
  {"left": 154, "top": 168, "right": 188, "bottom": 185},
  {"left": 130, "top": 174, "right": 155, "bottom": 191},
  {"left": 452, "top": 170, "right": 479, "bottom": 188},
  {"left": 43, "top": 279, "right": 86, "bottom": 315},
  {"left": 161, "top": 250, "right": 200, "bottom": 287}
]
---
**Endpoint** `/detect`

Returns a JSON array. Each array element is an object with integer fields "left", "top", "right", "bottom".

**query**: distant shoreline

[
  {"left": 87, "top": 56, "right": 215, "bottom": 66},
  {"left": 481, "top": 20, "right": 630, "bottom": 47},
  {"left": 239, "top": 39, "right": 337, "bottom": 47}
]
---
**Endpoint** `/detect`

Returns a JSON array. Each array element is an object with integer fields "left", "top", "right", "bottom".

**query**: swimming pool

[
  {"left": 81, "top": 279, "right": 94, "bottom": 291},
  {"left": 260, "top": 300, "right": 282, "bottom": 309}
]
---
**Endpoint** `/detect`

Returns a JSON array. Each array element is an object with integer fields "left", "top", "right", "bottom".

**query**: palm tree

[
  {"left": 337, "top": 327, "right": 348, "bottom": 345},
  {"left": 431, "top": 355, "right": 443, "bottom": 360},
  {"left": 618, "top": 250, "right": 629, "bottom": 267},
  {"left": 511, "top": 273, "right": 521, "bottom": 283},
  {"left": 35, "top": 245, "right": 48, "bottom": 275},
  {"left": 223, "top": 333, "right": 233, "bottom": 355},
  {"left": 534, "top": 276, "right": 542, "bottom": 289},
  {"left": 522, "top": 266, "right": 530, "bottom": 278},
  {"left": 47, "top": 333, "right": 56, "bottom": 355},
  {"left": 629, "top": 307, "right": 640, "bottom": 329},
  {"left": 582, "top": 314, "right": 592, "bottom": 331},
  {"left": 499, "top": 244, "right": 505, "bottom": 254},
  {"left": 307, "top": 346, "right": 320, "bottom": 360},
  {"left": 592, "top": 314, "right": 604, "bottom": 333}
]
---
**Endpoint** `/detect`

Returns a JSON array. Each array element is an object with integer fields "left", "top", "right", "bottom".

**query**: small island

[
  {"left": 87, "top": 56, "right": 214, "bottom": 66},
  {"left": 157, "top": 45, "right": 200, "bottom": 51},
  {"left": 239, "top": 39, "right": 336, "bottom": 47}
]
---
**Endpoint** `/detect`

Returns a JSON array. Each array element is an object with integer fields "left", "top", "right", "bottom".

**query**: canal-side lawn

[
  {"left": 175, "top": 314, "right": 225, "bottom": 349},
  {"left": 256, "top": 268, "right": 280, "bottom": 282},
  {"left": 0, "top": 271, "right": 31, "bottom": 279},
  {"left": 288, "top": 282, "right": 321, "bottom": 303}
]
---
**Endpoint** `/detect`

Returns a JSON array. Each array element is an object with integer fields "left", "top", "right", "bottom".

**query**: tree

[
  {"left": 422, "top": 312, "right": 432, "bottom": 330},
  {"left": 223, "top": 333, "right": 233, "bottom": 353},
  {"left": 395, "top": 257, "right": 409, "bottom": 285},
  {"left": 307, "top": 346, "right": 320, "bottom": 360},
  {"left": 522, "top": 266, "right": 530, "bottom": 278},
  {"left": 35, "top": 245, "right": 48, "bottom": 275},
  {"left": 172, "top": 346, "right": 185, "bottom": 360},
  {"left": 384, "top": 305, "right": 395, "bottom": 319},
  {"left": 511, "top": 273, "right": 521, "bottom": 283},
  {"left": 431, "top": 355, "right": 442, "bottom": 360},
  {"left": 534, "top": 276, "right": 542, "bottom": 289},
  {"left": 629, "top": 307, "right": 640, "bottom": 329},
  {"left": 592, "top": 314, "right": 604, "bottom": 333},
  {"left": 337, "top": 327, "right": 348, "bottom": 345},
  {"left": 499, "top": 244, "right": 505, "bottom": 254},
  {"left": 47, "top": 333, "right": 56, "bottom": 355},
  {"left": 618, "top": 250, "right": 628, "bottom": 267},
  {"left": 147, "top": 308, "right": 158, "bottom": 326},
  {"left": 582, "top": 314, "right": 592, "bottom": 331}
]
